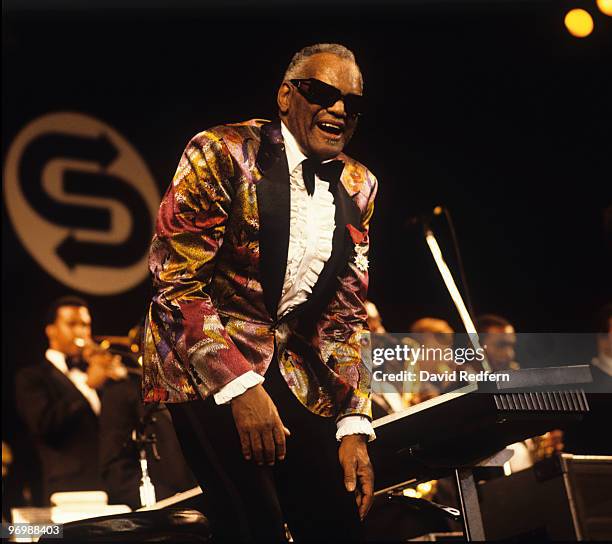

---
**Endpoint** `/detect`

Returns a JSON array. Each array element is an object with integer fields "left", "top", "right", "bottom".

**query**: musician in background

[
  {"left": 365, "top": 300, "right": 385, "bottom": 334},
  {"left": 408, "top": 317, "right": 457, "bottom": 402},
  {"left": 99, "top": 328, "right": 197, "bottom": 510},
  {"left": 370, "top": 315, "right": 456, "bottom": 418},
  {"left": 2, "top": 441, "right": 13, "bottom": 520},
  {"left": 476, "top": 314, "right": 563, "bottom": 470},
  {"left": 563, "top": 303, "right": 612, "bottom": 455},
  {"left": 366, "top": 300, "right": 401, "bottom": 419},
  {"left": 15, "top": 296, "right": 124, "bottom": 503},
  {"left": 475, "top": 314, "right": 519, "bottom": 371},
  {"left": 591, "top": 303, "right": 612, "bottom": 385}
]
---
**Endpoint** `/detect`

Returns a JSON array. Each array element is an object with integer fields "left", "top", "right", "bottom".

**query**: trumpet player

[{"left": 15, "top": 295, "right": 125, "bottom": 502}]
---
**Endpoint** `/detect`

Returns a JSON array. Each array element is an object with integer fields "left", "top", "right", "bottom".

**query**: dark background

[{"left": 2, "top": 0, "right": 611, "bottom": 502}]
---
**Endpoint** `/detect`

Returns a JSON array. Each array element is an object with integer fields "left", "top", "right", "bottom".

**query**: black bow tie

[
  {"left": 301, "top": 159, "right": 344, "bottom": 196},
  {"left": 66, "top": 356, "right": 88, "bottom": 372}
]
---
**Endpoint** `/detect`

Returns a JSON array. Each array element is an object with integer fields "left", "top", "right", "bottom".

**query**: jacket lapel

[
  {"left": 256, "top": 121, "right": 290, "bottom": 320},
  {"left": 47, "top": 363, "right": 98, "bottom": 416}
]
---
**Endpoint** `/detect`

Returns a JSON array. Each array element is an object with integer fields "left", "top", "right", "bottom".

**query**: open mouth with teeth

[{"left": 316, "top": 121, "right": 344, "bottom": 137}]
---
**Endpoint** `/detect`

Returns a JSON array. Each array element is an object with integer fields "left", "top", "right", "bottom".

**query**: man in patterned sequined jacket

[{"left": 143, "top": 43, "right": 378, "bottom": 542}]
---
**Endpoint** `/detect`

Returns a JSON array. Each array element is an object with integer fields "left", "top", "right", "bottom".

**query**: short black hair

[
  {"left": 45, "top": 296, "right": 89, "bottom": 326},
  {"left": 475, "top": 314, "right": 512, "bottom": 334}
]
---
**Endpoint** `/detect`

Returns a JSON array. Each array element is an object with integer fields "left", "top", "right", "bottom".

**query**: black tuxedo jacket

[{"left": 15, "top": 360, "right": 103, "bottom": 501}]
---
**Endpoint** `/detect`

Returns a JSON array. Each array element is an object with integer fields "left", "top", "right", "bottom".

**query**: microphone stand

[
  {"left": 422, "top": 221, "right": 493, "bottom": 541},
  {"left": 131, "top": 405, "right": 162, "bottom": 508},
  {"left": 423, "top": 224, "right": 490, "bottom": 373}
]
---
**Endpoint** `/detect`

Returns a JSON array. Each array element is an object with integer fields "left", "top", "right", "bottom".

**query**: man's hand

[
  {"left": 83, "top": 347, "right": 126, "bottom": 388},
  {"left": 339, "top": 434, "right": 374, "bottom": 521},
  {"left": 231, "top": 384, "right": 290, "bottom": 466}
]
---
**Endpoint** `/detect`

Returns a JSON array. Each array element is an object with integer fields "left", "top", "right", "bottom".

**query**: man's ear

[
  {"left": 277, "top": 82, "right": 292, "bottom": 115},
  {"left": 45, "top": 324, "right": 55, "bottom": 343}
]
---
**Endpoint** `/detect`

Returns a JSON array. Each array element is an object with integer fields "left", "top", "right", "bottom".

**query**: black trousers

[{"left": 168, "top": 358, "right": 362, "bottom": 543}]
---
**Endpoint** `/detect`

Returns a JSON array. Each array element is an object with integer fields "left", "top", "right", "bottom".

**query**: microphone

[
  {"left": 405, "top": 205, "right": 445, "bottom": 228},
  {"left": 405, "top": 205, "right": 476, "bottom": 321}
]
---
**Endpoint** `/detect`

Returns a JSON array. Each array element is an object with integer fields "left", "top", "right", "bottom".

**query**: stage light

[
  {"left": 417, "top": 482, "right": 433, "bottom": 494},
  {"left": 597, "top": 0, "right": 612, "bottom": 16},
  {"left": 564, "top": 8, "right": 594, "bottom": 37},
  {"left": 403, "top": 488, "right": 419, "bottom": 498}
]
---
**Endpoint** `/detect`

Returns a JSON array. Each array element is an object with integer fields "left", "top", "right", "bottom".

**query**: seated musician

[
  {"left": 368, "top": 310, "right": 458, "bottom": 418},
  {"left": 407, "top": 317, "right": 457, "bottom": 402},
  {"left": 589, "top": 303, "right": 612, "bottom": 388},
  {"left": 366, "top": 301, "right": 411, "bottom": 418},
  {"left": 563, "top": 304, "right": 612, "bottom": 455},
  {"left": 475, "top": 314, "right": 563, "bottom": 471}
]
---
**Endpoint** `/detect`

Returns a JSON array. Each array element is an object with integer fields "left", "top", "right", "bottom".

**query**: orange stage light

[
  {"left": 596, "top": 0, "right": 612, "bottom": 16},
  {"left": 564, "top": 8, "right": 594, "bottom": 38}
]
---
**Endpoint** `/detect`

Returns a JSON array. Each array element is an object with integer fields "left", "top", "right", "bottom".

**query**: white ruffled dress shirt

[
  {"left": 213, "top": 122, "right": 375, "bottom": 442},
  {"left": 45, "top": 348, "right": 101, "bottom": 416}
]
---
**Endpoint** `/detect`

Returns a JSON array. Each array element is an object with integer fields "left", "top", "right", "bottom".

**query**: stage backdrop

[{"left": 3, "top": 1, "right": 611, "bottom": 495}]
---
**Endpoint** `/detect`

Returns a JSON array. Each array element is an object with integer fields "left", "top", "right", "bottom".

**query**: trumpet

[{"left": 73, "top": 337, "right": 134, "bottom": 380}]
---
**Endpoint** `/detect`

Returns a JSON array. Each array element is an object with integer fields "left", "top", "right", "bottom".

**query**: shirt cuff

[
  {"left": 336, "top": 415, "right": 376, "bottom": 442},
  {"left": 213, "top": 371, "right": 264, "bottom": 405}
]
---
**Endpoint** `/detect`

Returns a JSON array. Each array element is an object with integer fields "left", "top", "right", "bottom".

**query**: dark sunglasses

[{"left": 289, "top": 78, "right": 365, "bottom": 117}]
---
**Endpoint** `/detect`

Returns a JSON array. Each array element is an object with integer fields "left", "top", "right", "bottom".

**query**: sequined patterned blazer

[{"left": 143, "top": 119, "right": 378, "bottom": 421}]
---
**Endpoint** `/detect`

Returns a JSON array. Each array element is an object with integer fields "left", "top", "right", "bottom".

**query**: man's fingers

[
  {"left": 231, "top": 386, "right": 289, "bottom": 465},
  {"left": 250, "top": 432, "right": 264, "bottom": 466},
  {"left": 238, "top": 431, "right": 252, "bottom": 461},
  {"left": 359, "top": 467, "right": 374, "bottom": 498},
  {"left": 343, "top": 459, "right": 357, "bottom": 492},
  {"left": 272, "top": 425, "right": 286, "bottom": 461},
  {"left": 358, "top": 485, "right": 374, "bottom": 520},
  {"left": 355, "top": 487, "right": 363, "bottom": 510},
  {"left": 262, "top": 429, "right": 276, "bottom": 466},
  {"left": 357, "top": 463, "right": 375, "bottom": 520}
]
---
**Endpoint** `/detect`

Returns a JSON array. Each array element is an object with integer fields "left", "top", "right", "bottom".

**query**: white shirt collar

[
  {"left": 281, "top": 121, "right": 308, "bottom": 175},
  {"left": 45, "top": 348, "right": 101, "bottom": 414},
  {"left": 46, "top": 348, "right": 69, "bottom": 374}
]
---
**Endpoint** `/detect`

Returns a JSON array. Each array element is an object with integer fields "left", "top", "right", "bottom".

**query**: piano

[{"left": 370, "top": 364, "right": 595, "bottom": 540}]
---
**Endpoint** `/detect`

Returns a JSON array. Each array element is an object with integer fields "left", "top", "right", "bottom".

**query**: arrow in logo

[
  {"left": 55, "top": 169, "right": 152, "bottom": 269},
  {"left": 20, "top": 132, "right": 118, "bottom": 230}
]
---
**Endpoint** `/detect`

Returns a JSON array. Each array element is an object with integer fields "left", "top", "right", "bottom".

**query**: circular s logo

[{"left": 4, "top": 112, "right": 159, "bottom": 295}]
